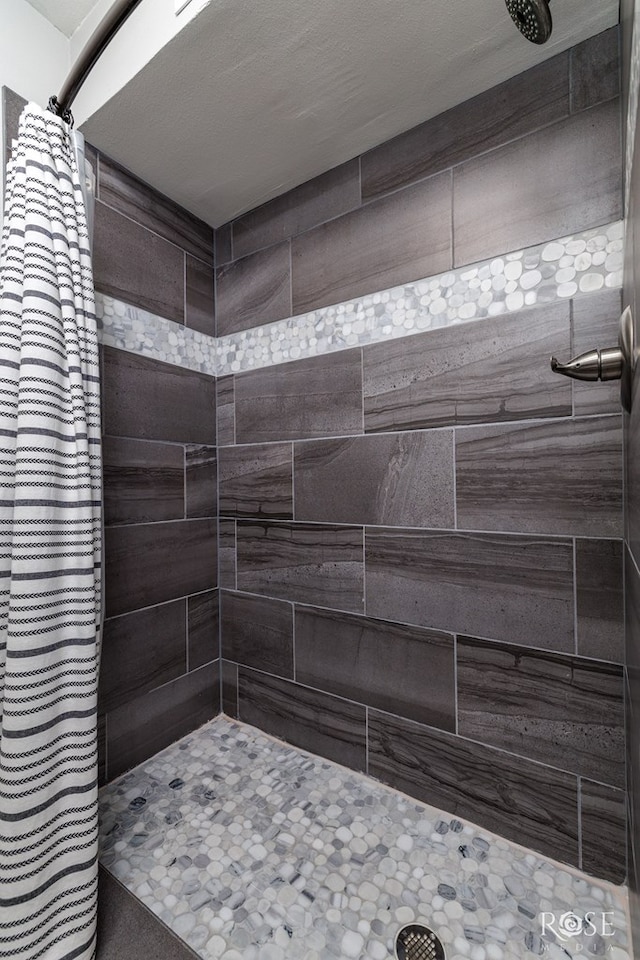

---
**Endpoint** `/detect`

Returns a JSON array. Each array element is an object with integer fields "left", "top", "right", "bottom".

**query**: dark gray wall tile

[
  {"left": 188, "top": 590, "right": 219, "bottom": 670},
  {"left": 363, "top": 303, "right": 571, "bottom": 433},
  {"left": 216, "top": 242, "right": 291, "bottom": 336},
  {"left": 97, "top": 152, "right": 213, "bottom": 263},
  {"left": 100, "top": 600, "right": 186, "bottom": 712},
  {"left": 580, "top": 779, "right": 626, "bottom": 884},
  {"left": 185, "top": 255, "right": 215, "bottom": 336},
  {"left": 361, "top": 53, "right": 569, "bottom": 201},
  {"left": 576, "top": 538, "right": 624, "bottom": 662},
  {"left": 103, "top": 436, "right": 184, "bottom": 526},
  {"left": 292, "top": 174, "right": 452, "bottom": 314},
  {"left": 239, "top": 668, "right": 366, "bottom": 770},
  {"left": 455, "top": 416, "right": 623, "bottom": 538},
  {"left": 294, "top": 431, "right": 454, "bottom": 527},
  {"left": 105, "top": 519, "right": 217, "bottom": 618},
  {"left": 232, "top": 159, "right": 361, "bottom": 259},
  {"left": 457, "top": 637, "right": 625, "bottom": 787},
  {"left": 102, "top": 346, "right": 216, "bottom": 445},
  {"left": 219, "top": 443, "right": 292, "bottom": 519},
  {"left": 570, "top": 26, "right": 620, "bottom": 114},
  {"left": 295, "top": 607, "right": 455, "bottom": 731},
  {"left": 368, "top": 710, "right": 579, "bottom": 867},
  {"left": 572, "top": 289, "right": 622, "bottom": 417},
  {"left": 93, "top": 201, "right": 185, "bottom": 324},
  {"left": 218, "top": 519, "right": 237, "bottom": 589},
  {"left": 235, "top": 350, "right": 363, "bottom": 443},
  {"left": 453, "top": 99, "right": 622, "bottom": 267},
  {"left": 221, "top": 660, "right": 238, "bottom": 718},
  {"left": 221, "top": 590, "right": 293, "bottom": 678},
  {"left": 186, "top": 445, "right": 217, "bottom": 519},
  {"left": 215, "top": 222, "right": 232, "bottom": 266},
  {"left": 107, "top": 661, "right": 219, "bottom": 779},
  {"left": 216, "top": 376, "right": 235, "bottom": 446},
  {"left": 237, "top": 521, "right": 364, "bottom": 612},
  {"left": 365, "top": 528, "right": 574, "bottom": 650}
]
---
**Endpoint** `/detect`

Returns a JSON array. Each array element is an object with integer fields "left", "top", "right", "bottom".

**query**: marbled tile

[
  {"left": 232, "top": 159, "right": 361, "bottom": 259},
  {"left": 216, "top": 241, "right": 291, "bottom": 336},
  {"left": 294, "top": 431, "right": 454, "bottom": 527},
  {"left": 105, "top": 519, "right": 217, "bottom": 618},
  {"left": 581, "top": 779, "right": 627, "bottom": 884},
  {"left": 295, "top": 606, "right": 455, "bottom": 731},
  {"left": 576, "top": 538, "right": 624, "bottom": 662},
  {"left": 185, "top": 255, "right": 215, "bottom": 337},
  {"left": 102, "top": 346, "right": 216, "bottom": 445},
  {"left": 187, "top": 590, "right": 219, "bottom": 670},
  {"left": 363, "top": 303, "right": 572, "bottom": 433},
  {"left": 455, "top": 416, "right": 623, "bottom": 538},
  {"left": 572, "top": 288, "right": 623, "bottom": 416},
  {"left": 457, "top": 638, "right": 625, "bottom": 788},
  {"left": 100, "top": 600, "right": 186, "bottom": 713},
  {"left": 571, "top": 26, "right": 621, "bottom": 114},
  {"left": 365, "top": 528, "right": 574, "bottom": 650},
  {"left": 239, "top": 668, "right": 366, "bottom": 770},
  {"left": 215, "top": 376, "right": 235, "bottom": 446},
  {"left": 106, "top": 661, "right": 219, "bottom": 780},
  {"left": 368, "top": 709, "right": 580, "bottom": 867},
  {"left": 361, "top": 52, "right": 569, "bottom": 201},
  {"left": 214, "top": 222, "right": 232, "bottom": 266},
  {"left": 292, "top": 173, "right": 452, "bottom": 314},
  {"left": 185, "top": 445, "right": 217, "bottom": 519},
  {"left": 235, "top": 349, "right": 362, "bottom": 443},
  {"left": 103, "top": 436, "right": 184, "bottom": 526},
  {"left": 218, "top": 443, "right": 292, "bottom": 519},
  {"left": 97, "top": 152, "right": 213, "bottom": 263},
  {"left": 236, "top": 521, "right": 364, "bottom": 612},
  {"left": 221, "top": 659, "right": 238, "bottom": 718},
  {"left": 93, "top": 201, "right": 185, "bottom": 324},
  {"left": 221, "top": 590, "right": 293, "bottom": 678},
  {"left": 453, "top": 99, "right": 622, "bottom": 267},
  {"left": 218, "top": 519, "right": 236, "bottom": 590}
]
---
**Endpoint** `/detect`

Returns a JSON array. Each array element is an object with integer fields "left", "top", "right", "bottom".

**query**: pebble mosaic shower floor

[{"left": 98, "top": 716, "right": 630, "bottom": 960}]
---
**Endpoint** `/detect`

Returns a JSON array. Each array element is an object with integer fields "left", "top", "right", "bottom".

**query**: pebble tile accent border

[
  {"left": 96, "top": 221, "right": 624, "bottom": 377},
  {"left": 99, "top": 716, "right": 630, "bottom": 960}
]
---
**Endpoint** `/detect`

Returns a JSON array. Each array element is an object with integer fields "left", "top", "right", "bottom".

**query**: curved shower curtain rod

[{"left": 48, "top": 0, "right": 145, "bottom": 124}]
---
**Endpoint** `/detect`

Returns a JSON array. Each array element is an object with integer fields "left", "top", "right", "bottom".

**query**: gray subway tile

[
  {"left": 221, "top": 660, "right": 239, "bottom": 718},
  {"left": 576, "top": 538, "right": 624, "bottom": 662},
  {"left": 572, "top": 289, "right": 622, "bottom": 417},
  {"left": 235, "top": 349, "right": 363, "bottom": 444},
  {"left": 103, "top": 436, "right": 184, "bottom": 526},
  {"left": 368, "top": 710, "right": 579, "bottom": 867},
  {"left": 453, "top": 99, "right": 622, "bottom": 267},
  {"left": 216, "top": 376, "right": 235, "bottom": 447},
  {"left": 455, "top": 416, "right": 623, "bottom": 538},
  {"left": 365, "top": 528, "right": 574, "bottom": 650},
  {"left": 292, "top": 173, "right": 452, "bottom": 314},
  {"left": 232, "top": 159, "right": 361, "bottom": 259},
  {"left": 457, "top": 637, "right": 625, "bottom": 788},
  {"left": 363, "top": 303, "right": 571, "bottom": 433},
  {"left": 216, "top": 241, "right": 291, "bottom": 336},
  {"left": 570, "top": 26, "right": 620, "bottom": 114},
  {"left": 188, "top": 590, "right": 219, "bottom": 670},
  {"left": 219, "top": 443, "right": 292, "bottom": 519},
  {"left": 218, "top": 519, "right": 237, "bottom": 590},
  {"left": 294, "top": 431, "right": 454, "bottom": 527},
  {"left": 295, "top": 606, "right": 455, "bottom": 731},
  {"left": 237, "top": 520, "right": 364, "bottom": 612},
  {"left": 93, "top": 201, "right": 185, "bottom": 323},
  {"left": 361, "top": 53, "right": 569, "bottom": 201},
  {"left": 185, "top": 255, "right": 215, "bottom": 336},
  {"left": 580, "top": 779, "right": 627, "bottom": 884},
  {"left": 221, "top": 590, "right": 293, "bottom": 678},
  {"left": 238, "top": 668, "right": 366, "bottom": 770},
  {"left": 186, "top": 445, "right": 217, "bottom": 519}
]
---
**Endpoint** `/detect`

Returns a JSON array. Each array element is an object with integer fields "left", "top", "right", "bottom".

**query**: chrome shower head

[{"left": 505, "top": 0, "right": 552, "bottom": 44}]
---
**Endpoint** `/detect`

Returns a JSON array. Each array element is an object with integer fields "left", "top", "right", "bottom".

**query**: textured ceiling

[
  {"left": 24, "top": 0, "right": 103, "bottom": 37},
  {"left": 79, "top": 0, "right": 618, "bottom": 227}
]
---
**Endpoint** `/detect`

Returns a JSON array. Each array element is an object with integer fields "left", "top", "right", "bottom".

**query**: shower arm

[{"left": 48, "top": 0, "right": 145, "bottom": 124}]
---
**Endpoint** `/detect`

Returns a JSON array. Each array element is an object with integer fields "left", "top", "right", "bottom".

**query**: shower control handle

[{"left": 550, "top": 305, "right": 635, "bottom": 412}]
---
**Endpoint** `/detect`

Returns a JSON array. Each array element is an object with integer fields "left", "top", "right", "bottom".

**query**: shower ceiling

[
  {"left": 73, "top": 0, "right": 616, "bottom": 227},
  {"left": 25, "top": 0, "right": 103, "bottom": 37}
]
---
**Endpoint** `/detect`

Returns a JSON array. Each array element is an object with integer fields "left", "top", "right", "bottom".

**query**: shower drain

[{"left": 394, "top": 923, "right": 446, "bottom": 960}]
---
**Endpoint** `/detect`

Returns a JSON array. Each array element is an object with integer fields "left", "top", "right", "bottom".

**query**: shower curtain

[{"left": 0, "top": 104, "right": 101, "bottom": 959}]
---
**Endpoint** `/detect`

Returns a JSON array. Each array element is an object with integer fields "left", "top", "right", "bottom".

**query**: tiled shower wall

[
  {"left": 2, "top": 89, "right": 221, "bottom": 785},
  {"left": 215, "top": 26, "right": 626, "bottom": 884}
]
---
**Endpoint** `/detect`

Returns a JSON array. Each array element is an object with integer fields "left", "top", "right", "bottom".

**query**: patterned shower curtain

[{"left": 0, "top": 104, "right": 101, "bottom": 959}]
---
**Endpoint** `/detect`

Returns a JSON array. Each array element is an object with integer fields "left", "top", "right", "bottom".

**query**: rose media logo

[{"left": 540, "top": 910, "right": 615, "bottom": 944}]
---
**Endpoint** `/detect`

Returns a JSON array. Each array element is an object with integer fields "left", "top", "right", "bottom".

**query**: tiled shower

[{"left": 4, "top": 15, "right": 639, "bottom": 960}]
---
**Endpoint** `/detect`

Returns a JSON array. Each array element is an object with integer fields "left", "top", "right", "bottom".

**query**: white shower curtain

[{"left": 0, "top": 104, "right": 101, "bottom": 959}]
